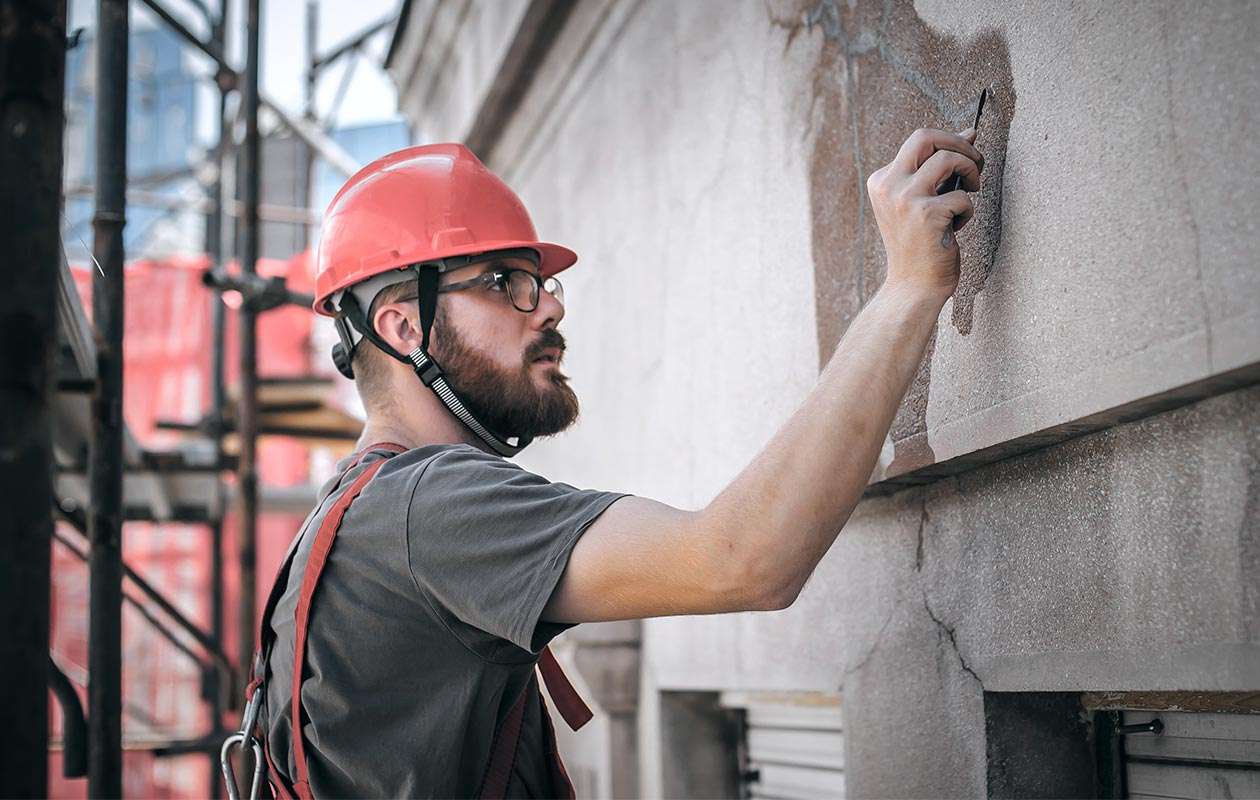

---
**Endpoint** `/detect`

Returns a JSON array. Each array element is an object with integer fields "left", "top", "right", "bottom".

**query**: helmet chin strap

[{"left": 332, "top": 263, "right": 532, "bottom": 457}]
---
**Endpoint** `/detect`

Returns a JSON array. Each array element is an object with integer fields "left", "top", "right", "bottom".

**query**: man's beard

[{"left": 431, "top": 319, "right": 580, "bottom": 440}]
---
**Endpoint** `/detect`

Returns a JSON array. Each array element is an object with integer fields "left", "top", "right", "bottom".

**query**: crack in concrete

[
  {"left": 922, "top": 592, "right": 981, "bottom": 684},
  {"left": 846, "top": 64, "right": 867, "bottom": 303},
  {"left": 1160, "top": 7, "right": 1213, "bottom": 369},
  {"left": 844, "top": 602, "right": 897, "bottom": 679},
  {"left": 914, "top": 494, "right": 929, "bottom": 572}
]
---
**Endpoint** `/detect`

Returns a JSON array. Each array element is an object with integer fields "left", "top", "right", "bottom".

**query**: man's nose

[{"left": 531, "top": 285, "right": 565, "bottom": 329}]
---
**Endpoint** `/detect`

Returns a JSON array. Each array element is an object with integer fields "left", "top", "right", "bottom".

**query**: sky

[{"left": 246, "top": 0, "right": 402, "bottom": 129}]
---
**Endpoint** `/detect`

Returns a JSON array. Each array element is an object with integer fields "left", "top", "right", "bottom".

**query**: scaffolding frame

[{"left": 3, "top": 0, "right": 386, "bottom": 795}]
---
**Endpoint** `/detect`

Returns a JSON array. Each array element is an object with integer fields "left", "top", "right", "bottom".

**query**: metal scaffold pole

[
  {"left": 88, "top": 0, "right": 129, "bottom": 795},
  {"left": 303, "top": 0, "right": 317, "bottom": 249},
  {"left": 237, "top": 0, "right": 262, "bottom": 701},
  {"left": 206, "top": 4, "right": 231, "bottom": 796},
  {"left": 0, "top": 0, "right": 67, "bottom": 795}
]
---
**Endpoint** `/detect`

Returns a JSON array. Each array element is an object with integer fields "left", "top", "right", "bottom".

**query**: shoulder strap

[
  {"left": 290, "top": 443, "right": 406, "bottom": 799},
  {"left": 253, "top": 442, "right": 409, "bottom": 672},
  {"left": 248, "top": 442, "right": 406, "bottom": 800}
]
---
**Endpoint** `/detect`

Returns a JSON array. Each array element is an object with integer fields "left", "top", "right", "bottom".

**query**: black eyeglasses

[{"left": 434, "top": 268, "right": 564, "bottom": 313}]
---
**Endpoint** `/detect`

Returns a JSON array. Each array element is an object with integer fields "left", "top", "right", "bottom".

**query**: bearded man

[{"left": 246, "top": 130, "right": 983, "bottom": 799}]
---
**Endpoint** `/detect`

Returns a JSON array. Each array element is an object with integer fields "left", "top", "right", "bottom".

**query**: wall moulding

[{"left": 869, "top": 324, "right": 1260, "bottom": 493}]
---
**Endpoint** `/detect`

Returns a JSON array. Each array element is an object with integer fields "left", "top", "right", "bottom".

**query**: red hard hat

[{"left": 313, "top": 143, "right": 577, "bottom": 316}]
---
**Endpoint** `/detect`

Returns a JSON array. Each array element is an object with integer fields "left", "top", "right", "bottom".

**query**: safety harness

[
  {"left": 329, "top": 249, "right": 544, "bottom": 458},
  {"left": 221, "top": 443, "right": 593, "bottom": 800}
]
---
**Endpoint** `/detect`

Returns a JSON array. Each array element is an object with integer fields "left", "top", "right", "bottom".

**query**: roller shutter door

[
  {"left": 721, "top": 692, "right": 845, "bottom": 800},
  {"left": 1123, "top": 710, "right": 1260, "bottom": 799}
]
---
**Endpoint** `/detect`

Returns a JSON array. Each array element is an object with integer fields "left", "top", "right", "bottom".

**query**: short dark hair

[{"left": 352, "top": 280, "right": 417, "bottom": 411}]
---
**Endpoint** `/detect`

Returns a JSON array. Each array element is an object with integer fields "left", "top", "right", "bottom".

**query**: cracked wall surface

[
  {"left": 391, "top": 0, "right": 1260, "bottom": 795},
  {"left": 641, "top": 384, "right": 1259, "bottom": 795}
]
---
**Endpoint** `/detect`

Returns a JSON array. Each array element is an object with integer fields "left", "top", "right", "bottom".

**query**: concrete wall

[
  {"left": 387, "top": 0, "right": 531, "bottom": 143},
  {"left": 388, "top": 0, "right": 1260, "bottom": 795}
]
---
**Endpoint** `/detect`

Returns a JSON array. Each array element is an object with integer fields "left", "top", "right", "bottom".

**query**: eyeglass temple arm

[{"left": 435, "top": 272, "right": 502, "bottom": 294}]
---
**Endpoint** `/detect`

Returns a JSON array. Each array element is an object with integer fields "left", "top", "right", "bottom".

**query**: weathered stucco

[{"left": 385, "top": 0, "right": 1260, "bottom": 795}]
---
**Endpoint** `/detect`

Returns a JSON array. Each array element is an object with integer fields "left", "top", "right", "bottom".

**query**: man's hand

[{"left": 866, "top": 128, "right": 983, "bottom": 300}]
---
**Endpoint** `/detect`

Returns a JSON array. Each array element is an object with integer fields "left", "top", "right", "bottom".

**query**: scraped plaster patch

[{"left": 768, "top": 0, "right": 1015, "bottom": 474}]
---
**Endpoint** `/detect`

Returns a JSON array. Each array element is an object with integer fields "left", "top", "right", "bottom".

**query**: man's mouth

[
  {"left": 526, "top": 345, "right": 561, "bottom": 367},
  {"left": 532, "top": 346, "right": 563, "bottom": 365}
]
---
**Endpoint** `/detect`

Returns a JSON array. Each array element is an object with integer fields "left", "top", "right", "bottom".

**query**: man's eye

[{"left": 488, "top": 273, "right": 509, "bottom": 291}]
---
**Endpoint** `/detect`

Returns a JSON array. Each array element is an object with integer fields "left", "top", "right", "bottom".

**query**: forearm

[{"left": 702, "top": 278, "right": 948, "bottom": 605}]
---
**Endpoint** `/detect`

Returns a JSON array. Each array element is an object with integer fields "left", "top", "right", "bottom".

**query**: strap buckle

[{"left": 408, "top": 347, "right": 443, "bottom": 386}]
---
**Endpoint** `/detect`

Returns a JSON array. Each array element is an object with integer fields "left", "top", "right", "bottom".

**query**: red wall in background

[{"left": 51, "top": 253, "right": 317, "bottom": 798}]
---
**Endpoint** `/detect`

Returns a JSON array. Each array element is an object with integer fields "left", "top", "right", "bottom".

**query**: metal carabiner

[
  {"left": 221, "top": 686, "right": 266, "bottom": 800},
  {"left": 220, "top": 732, "right": 265, "bottom": 800}
]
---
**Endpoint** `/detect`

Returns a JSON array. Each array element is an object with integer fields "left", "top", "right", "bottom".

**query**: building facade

[{"left": 385, "top": 1, "right": 1260, "bottom": 795}]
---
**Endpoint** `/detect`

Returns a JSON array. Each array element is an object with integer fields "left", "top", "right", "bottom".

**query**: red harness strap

[
  {"left": 289, "top": 443, "right": 408, "bottom": 799},
  {"left": 538, "top": 647, "right": 593, "bottom": 731},
  {"left": 478, "top": 677, "right": 531, "bottom": 800},
  {"left": 246, "top": 442, "right": 406, "bottom": 800}
]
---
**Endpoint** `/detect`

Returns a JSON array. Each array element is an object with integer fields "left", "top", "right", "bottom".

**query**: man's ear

[{"left": 373, "top": 302, "right": 423, "bottom": 355}]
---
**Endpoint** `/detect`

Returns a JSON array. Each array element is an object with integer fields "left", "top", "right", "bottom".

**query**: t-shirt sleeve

[{"left": 405, "top": 445, "right": 627, "bottom": 655}]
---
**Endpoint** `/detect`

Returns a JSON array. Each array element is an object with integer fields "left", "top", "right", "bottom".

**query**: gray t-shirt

[{"left": 262, "top": 443, "right": 626, "bottom": 798}]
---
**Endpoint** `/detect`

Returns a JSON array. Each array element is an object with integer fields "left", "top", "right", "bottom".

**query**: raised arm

[{"left": 544, "top": 128, "right": 984, "bottom": 624}]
